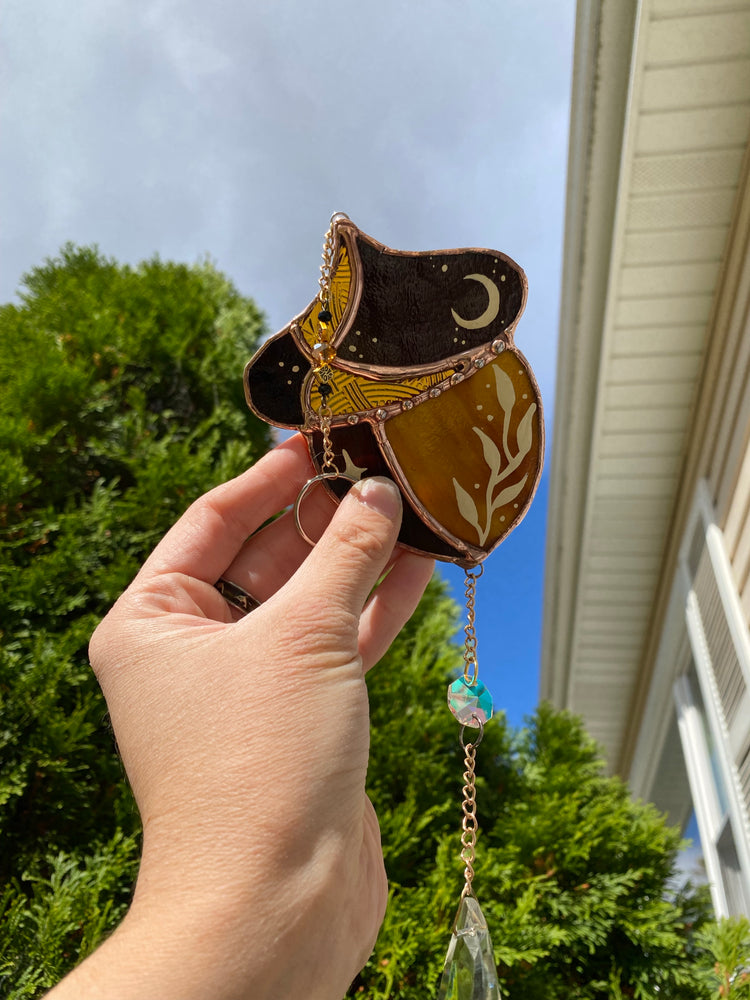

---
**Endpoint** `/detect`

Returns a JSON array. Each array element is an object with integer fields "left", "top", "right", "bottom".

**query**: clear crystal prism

[{"left": 436, "top": 894, "right": 500, "bottom": 999}]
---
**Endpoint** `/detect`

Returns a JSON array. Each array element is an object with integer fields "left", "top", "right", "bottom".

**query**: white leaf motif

[
  {"left": 453, "top": 478, "right": 481, "bottom": 540},
  {"left": 493, "top": 365, "right": 516, "bottom": 417},
  {"left": 494, "top": 474, "right": 528, "bottom": 510},
  {"left": 473, "top": 425, "right": 502, "bottom": 477},
  {"left": 516, "top": 403, "right": 536, "bottom": 459}
]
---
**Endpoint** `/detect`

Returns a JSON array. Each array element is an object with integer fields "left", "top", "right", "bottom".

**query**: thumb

[{"left": 288, "top": 476, "right": 403, "bottom": 618}]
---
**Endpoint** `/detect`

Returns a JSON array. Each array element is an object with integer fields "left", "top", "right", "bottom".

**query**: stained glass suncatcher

[{"left": 244, "top": 215, "right": 544, "bottom": 567}]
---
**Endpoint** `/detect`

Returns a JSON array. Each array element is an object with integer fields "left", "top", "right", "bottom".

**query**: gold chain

[
  {"left": 319, "top": 405, "right": 336, "bottom": 474},
  {"left": 312, "top": 216, "right": 341, "bottom": 466},
  {"left": 292, "top": 217, "right": 357, "bottom": 546},
  {"left": 459, "top": 734, "right": 479, "bottom": 897},
  {"left": 462, "top": 565, "right": 484, "bottom": 684},
  {"left": 318, "top": 218, "right": 336, "bottom": 307}
]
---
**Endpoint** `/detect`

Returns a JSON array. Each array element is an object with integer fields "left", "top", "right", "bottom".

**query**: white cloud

[
  {"left": 1, "top": 0, "right": 575, "bottom": 409},
  {"left": 0, "top": 0, "right": 576, "bottom": 723}
]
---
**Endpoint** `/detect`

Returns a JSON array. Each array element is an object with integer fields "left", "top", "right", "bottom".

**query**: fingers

[
  {"left": 218, "top": 480, "right": 339, "bottom": 602},
  {"left": 285, "top": 477, "right": 404, "bottom": 621},
  {"left": 126, "top": 436, "right": 430, "bottom": 673},
  {"left": 358, "top": 551, "right": 435, "bottom": 671},
  {"left": 136, "top": 435, "right": 315, "bottom": 587}
]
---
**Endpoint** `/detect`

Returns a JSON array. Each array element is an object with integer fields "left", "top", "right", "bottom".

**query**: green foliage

[
  {"left": 355, "top": 653, "right": 717, "bottom": 999},
  {"left": 0, "top": 246, "right": 271, "bottom": 996},
  {"left": 697, "top": 917, "right": 750, "bottom": 998},
  {"left": 0, "top": 835, "right": 139, "bottom": 997},
  {"left": 0, "top": 245, "right": 725, "bottom": 998},
  {"left": 480, "top": 708, "right": 711, "bottom": 999}
]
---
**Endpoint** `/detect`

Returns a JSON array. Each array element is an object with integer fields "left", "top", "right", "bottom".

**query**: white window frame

[
  {"left": 629, "top": 479, "right": 750, "bottom": 918},
  {"left": 679, "top": 481, "right": 750, "bottom": 916}
]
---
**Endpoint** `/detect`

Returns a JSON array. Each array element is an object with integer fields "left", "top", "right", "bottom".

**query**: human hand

[{"left": 48, "top": 434, "right": 434, "bottom": 1000}]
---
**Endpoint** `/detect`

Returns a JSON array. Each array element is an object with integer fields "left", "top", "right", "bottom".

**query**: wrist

[{"left": 47, "top": 833, "right": 367, "bottom": 1000}]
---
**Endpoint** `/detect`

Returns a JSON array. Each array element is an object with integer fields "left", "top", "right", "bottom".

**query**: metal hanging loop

[
  {"left": 459, "top": 715, "right": 485, "bottom": 750},
  {"left": 294, "top": 472, "right": 357, "bottom": 547}
]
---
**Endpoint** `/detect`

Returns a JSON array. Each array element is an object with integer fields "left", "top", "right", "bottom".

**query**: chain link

[
  {"left": 312, "top": 214, "right": 349, "bottom": 463},
  {"left": 318, "top": 212, "right": 349, "bottom": 306},
  {"left": 294, "top": 215, "right": 355, "bottom": 547},
  {"left": 318, "top": 219, "right": 337, "bottom": 307},
  {"left": 462, "top": 565, "right": 484, "bottom": 684},
  {"left": 319, "top": 405, "right": 337, "bottom": 474},
  {"left": 459, "top": 737, "right": 479, "bottom": 897}
]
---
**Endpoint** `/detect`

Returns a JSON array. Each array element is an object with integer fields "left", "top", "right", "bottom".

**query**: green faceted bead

[{"left": 447, "top": 677, "right": 493, "bottom": 727}]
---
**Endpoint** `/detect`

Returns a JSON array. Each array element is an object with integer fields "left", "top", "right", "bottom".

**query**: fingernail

[{"left": 352, "top": 477, "right": 402, "bottom": 520}]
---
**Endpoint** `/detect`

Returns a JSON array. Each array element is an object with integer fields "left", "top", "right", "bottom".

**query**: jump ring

[
  {"left": 460, "top": 716, "right": 485, "bottom": 749},
  {"left": 294, "top": 472, "right": 357, "bottom": 547}
]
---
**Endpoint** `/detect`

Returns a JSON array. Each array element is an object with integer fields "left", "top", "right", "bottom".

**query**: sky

[{"left": 1, "top": 0, "right": 576, "bottom": 728}]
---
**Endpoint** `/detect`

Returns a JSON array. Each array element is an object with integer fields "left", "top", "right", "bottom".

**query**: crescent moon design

[{"left": 451, "top": 273, "right": 500, "bottom": 330}]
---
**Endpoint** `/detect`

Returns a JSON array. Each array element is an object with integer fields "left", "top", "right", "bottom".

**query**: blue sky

[{"left": 1, "top": 0, "right": 576, "bottom": 728}]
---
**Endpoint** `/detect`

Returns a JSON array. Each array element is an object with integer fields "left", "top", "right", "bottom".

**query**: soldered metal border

[
  {"left": 294, "top": 215, "right": 529, "bottom": 382},
  {"left": 309, "top": 344, "right": 545, "bottom": 569},
  {"left": 243, "top": 215, "right": 544, "bottom": 567},
  {"left": 243, "top": 216, "right": 529, "bottom": 427}
]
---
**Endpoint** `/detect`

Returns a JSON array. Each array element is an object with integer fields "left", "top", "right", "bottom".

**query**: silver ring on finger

[{"left": 214, "top": 578, "right": 262, "bottom": 616}]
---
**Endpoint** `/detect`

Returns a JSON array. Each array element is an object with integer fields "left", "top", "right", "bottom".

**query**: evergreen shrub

[
  {"left": 1, "top": 246, "right": 743, "bottom": 998},
  {"left": 0, "top": 246, "right": 270, "bottom": 994}
]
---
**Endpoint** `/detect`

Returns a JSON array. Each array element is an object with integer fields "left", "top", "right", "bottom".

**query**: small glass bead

[
  {"left": 402, "top": 399, "right": 414, "bottom": 410},
  {"left": 474, "top": 358, "right": 485, "bottom": 369},
  {"left": 376, "top": 408, "right": 388, "bottom": 420},
  {"left": 313, "top": 343, "right": 336, "bottom": 363},
  {"left": 347, "top": 414, "right": 359, "bottom": 424},
  {"left": 429, "top": 387, "right": 441, "bottom": 398},
  {"left": 317, "top": 321, "right": 332, "bottom": 344},
  {"left": 492, "top": 338, "right": 506, "bottom": 354},
  {"left": 447, "top": 677, "right": 494, "bottom": 727}
]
